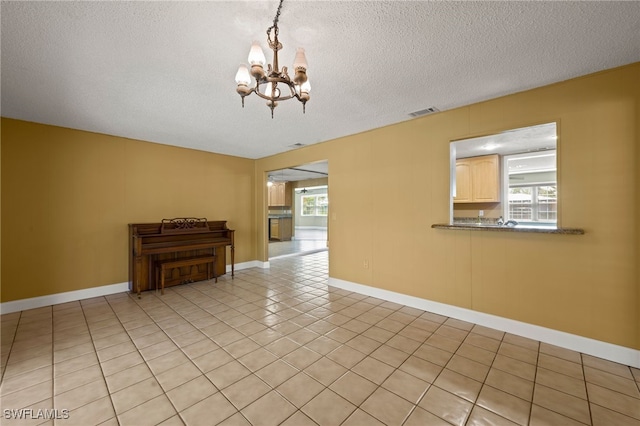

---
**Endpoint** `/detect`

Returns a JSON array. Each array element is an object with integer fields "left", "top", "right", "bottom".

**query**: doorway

[{"left": 267, "top": 161, "right": 328, "bottom": 259}]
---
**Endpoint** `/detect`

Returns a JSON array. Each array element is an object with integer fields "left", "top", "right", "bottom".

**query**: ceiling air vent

[{"left": 409, "top": 107, "right": 439, "bottom": 117}]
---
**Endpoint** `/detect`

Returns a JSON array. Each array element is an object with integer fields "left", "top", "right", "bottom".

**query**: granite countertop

[{"left": 432, "top": 223, "right": 584, "bottom": 235}]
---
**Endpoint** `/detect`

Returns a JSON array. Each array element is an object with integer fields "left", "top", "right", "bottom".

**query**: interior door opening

[{"left": 267, "top": 161, "right": 329, "bottom": 260}]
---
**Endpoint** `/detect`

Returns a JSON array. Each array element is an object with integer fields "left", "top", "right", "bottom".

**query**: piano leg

[
  {"left": 231, "top": 244, "right": 235, "bottom": 278},
  {"left": 135, "top": 255, "right": 143, "bottom": 298}
]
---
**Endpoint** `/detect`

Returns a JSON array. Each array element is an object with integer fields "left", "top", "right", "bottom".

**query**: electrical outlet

[
  {"left": 363, "top": 260, "right": 369, "bottom": 269},
  {"left": 478, "top": 210, "right": 484, "bottom": 217}
]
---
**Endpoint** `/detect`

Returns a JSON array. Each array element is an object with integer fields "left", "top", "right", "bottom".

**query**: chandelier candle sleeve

[
  {"left": 234, "top": 0, "right": 310, "bottom": 118},
  {"left": 293, "top": 48, "right": 308, "bottom": 84},
  {"left": 249, "top": 41, "right": 266, "bottom": 66},
  {"left": 248, "top": 41, "right": 267, "bottom": 79},
  {"left": 235, "top": 65, "right": 251, "bottom": 88}
]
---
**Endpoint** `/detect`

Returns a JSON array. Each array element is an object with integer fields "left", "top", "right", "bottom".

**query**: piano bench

[{"left": 155, "top": 255, "right": 217, "bottom": 295}]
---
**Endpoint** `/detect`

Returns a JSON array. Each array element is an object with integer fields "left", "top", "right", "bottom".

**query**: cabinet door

[
  {"left": 472, "top": 155, "right": 500, "bottom": 202},
  {"left": 454, "top": 161, "right": 472, "bottom": 203},
  {"left": 283, "top": 182, "right": 292, "bottom": 206},
  {"left": 268, "top": 185, "right": 275, "bottom": 206},
  {"left": 268, "top": 183, "right": 285, "bottom": 206},
  {"left": 280, "top": 217, "right": 292, "bottom": 241},
  {"left": 268, "top": 182, "right": 293, "bottom": 206},
  {"left": 276, "top": 183, "right": 286, "bottom": 206}
]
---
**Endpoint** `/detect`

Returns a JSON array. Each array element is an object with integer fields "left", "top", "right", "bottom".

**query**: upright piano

[{"left": 129, "top": 218, "right": 234, "bottom": 297}]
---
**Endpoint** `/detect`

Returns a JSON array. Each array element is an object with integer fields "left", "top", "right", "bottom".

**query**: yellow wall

[
  {"left": 1, "top": 120, "right": 256, "bottom": 302},
  {"left": 1, "top": 64, "right": 638, "bottom": 351},
  {"left": 256, "top": 63, "right": 640, "bottom": 350}
]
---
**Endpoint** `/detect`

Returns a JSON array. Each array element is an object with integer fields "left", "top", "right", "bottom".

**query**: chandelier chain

[{"left": 267, "top": 0, "right": 285, "bottom": 39}]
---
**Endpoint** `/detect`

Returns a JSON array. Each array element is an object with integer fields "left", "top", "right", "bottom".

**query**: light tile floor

[
  {"left": 268, "top": 228, "right": 327, "bottom": 259},
  {"left": 1, "top": 251, "right": 639, "bottom": 426}
]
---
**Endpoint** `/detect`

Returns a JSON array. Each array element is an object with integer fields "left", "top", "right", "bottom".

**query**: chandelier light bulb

[
  {"left": 248, "top": 41, "right": 266, "bottom": 66},
  {"left": 235, "top": 64, "right": 251, "bottom": 86},
  {"left": 298, "top": 80, "right": 310, "bottom": 102},
  {"left": 264, "top": 82, "right": 282, "bottom": 99},
  {"left": 296, "top": 80, "right": 310, "bottom": 95}
]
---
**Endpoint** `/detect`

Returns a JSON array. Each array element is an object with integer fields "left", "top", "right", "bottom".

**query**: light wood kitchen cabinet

[
  {"left": 270, "top": 219, "right": 279, "bottom": 239},
  {"left": 268, "top": 185, "right": 275, "bottom": 206},
  {"left": 269, "top": 217, "right": 292, "bottom": 241},
  {"left": 268, "top": 182, "right": 292, "bottom": 207},
  {"left": 454, "top": 154, "right": 500, "bottom": 203},
  {"left": 454, "top": 161, "right": 472, "bottom": 202}
]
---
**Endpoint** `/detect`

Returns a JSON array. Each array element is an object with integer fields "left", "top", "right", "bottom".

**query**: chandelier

[{"left": 234, "top": 0, "right": 310, "bottom": 118}]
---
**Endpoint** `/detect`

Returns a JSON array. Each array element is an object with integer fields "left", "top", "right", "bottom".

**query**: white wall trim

[
  {"left": 329, "top": 277, "right": 640, "bottom": 369},
  {"left": 228, "top": 260, "right": 269, "bottom": 272},
  {"left": 0, "top": 282, "right": 130, "bottom": 315}
]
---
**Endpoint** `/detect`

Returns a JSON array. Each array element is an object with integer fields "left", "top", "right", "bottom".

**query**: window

[
  {"left": 508, "top": 185, "right": 557, "bottom": 222},
  {"left": 301, "top": 194, "right": 328, "bottom": 216},
  {"left": 504, "top": 150, "right": 557, "bottom": 225}
]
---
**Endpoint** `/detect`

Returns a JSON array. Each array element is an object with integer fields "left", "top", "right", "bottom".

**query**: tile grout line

[
  {"left": 447, "top": 321, "right": 499, "bottom": 426},
  {"left": 581, "top": 353, "right": 595, "bottom": 426},
  {"left": 97, "top": 293, "right": 179, "bottom": 423},
  {"left": 80, "top": 297, "right": 123, "bottom": 424},
  {"left": 175, "top": 270, "right": 394, "bottom": 425},
  {"left": 332, "top": 304, "right": 412, "bottom": 426},
  {"left": 50, "top": 307, "right": 54, "bottom": 420},
  {"left": 123, "top": 290, "right": 210, "bottom": 425},
  {"left": 527, "top": 338, "right": 542, "bottom": 426},
  {"left": 0, "top": 310, "right": 22, "bottom": 387},
  {"left": 127, "top": 280, "right": 255, "bottom": 425}
]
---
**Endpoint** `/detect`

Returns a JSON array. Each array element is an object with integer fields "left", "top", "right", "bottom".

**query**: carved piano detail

[{"left": 129, "top": 218, "right": 235, "bottom": 297}]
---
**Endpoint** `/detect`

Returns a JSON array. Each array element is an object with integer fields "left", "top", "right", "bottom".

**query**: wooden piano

[{"left": 129, "top": 218, "right": 234, "bottom": 297}]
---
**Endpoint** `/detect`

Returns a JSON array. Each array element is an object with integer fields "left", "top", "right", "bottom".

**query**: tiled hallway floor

[
  {"left": 269, "top": 227, "right": 328, "bottom": 259},
  {"left": 1, "top": 251, "right": 639, "bottom": 425}
]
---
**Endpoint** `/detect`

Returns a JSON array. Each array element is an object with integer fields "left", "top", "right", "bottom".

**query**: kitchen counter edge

[{"left": 431, "top": 224, "right": 584, "bottom": 235}]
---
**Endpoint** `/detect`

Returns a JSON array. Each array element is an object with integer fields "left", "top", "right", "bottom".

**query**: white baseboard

[
  {"left": 329, "top": 277, "right": 640, "bottom": 369},
  {"left": 0, "top": 282, "right": 130, "bottom": 315},
  {"left": 228, "top": 260, "right": 269, "bottom": 272}
]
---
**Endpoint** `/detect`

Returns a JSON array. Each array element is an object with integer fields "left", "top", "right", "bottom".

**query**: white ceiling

[
  {"left": 2, "top": 1, "right": 639, "bottom": 160},
  {"left": 453, "top": 122, "right": 556, "bottom": 159},
  {"left": 268, "top": 161, "right": 329, "bottom": 182}
]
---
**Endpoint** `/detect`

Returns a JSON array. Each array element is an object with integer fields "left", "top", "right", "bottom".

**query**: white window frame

[
  {"left": 301, "top": 194, "right": 328, "bottom": 217},
  {"left": 503, "top": 151, "right": 557, "bottom": 225},
  {"left": 507, "top": 185, "right": 557, "bottom": 223}
]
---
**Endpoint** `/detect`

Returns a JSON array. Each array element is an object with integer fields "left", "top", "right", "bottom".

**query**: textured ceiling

[
  {"left": 454, "top": 122, "right": 556, "bottom": 158},
  {"left": 2, "top": 1, "right": 639, "bottom": 160},
  {"left": 268, "top": 161, "right": 329, "bottom": 182}
]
